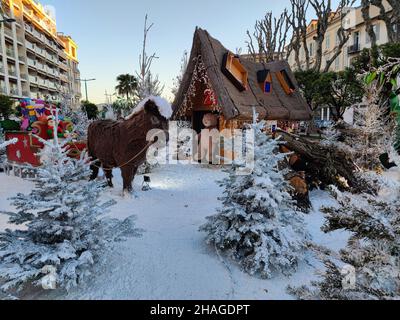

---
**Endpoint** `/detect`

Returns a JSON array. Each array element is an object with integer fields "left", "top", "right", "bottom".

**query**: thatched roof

[{"left": 172, "top": 28, "right": 312, "bottom": 121}]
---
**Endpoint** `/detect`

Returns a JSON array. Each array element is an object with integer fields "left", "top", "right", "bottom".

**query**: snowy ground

[{"left": 0, "top": 164, "right": 372, "bottom": 300}]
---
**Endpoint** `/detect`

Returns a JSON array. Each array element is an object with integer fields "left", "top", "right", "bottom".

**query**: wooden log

[{"left": 277, "top": 130, "right": 376, "bottom": 194}]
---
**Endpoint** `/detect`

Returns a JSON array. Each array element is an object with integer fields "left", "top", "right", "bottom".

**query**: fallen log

[{"left": 277, "top": 130, "right": 377, "bottom": 194}]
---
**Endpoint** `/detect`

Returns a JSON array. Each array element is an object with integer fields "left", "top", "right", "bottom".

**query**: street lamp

[
  {"left": 0, "top": 18, "right": 16, "bottom": 23},
  {"left": 77, "top": 78, "right": 96, "bottom": 102}
]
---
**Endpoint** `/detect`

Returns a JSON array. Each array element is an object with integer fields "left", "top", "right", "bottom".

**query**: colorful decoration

[
  {"left": 17, "top": 98, "right": 74, "bottom": 139},
  {"left": 177, "top": 55, "right": 222, "bottom": 119}
]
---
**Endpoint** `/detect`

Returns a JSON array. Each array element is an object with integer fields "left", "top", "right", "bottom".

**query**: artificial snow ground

[{"left": 2, "top": 164, "right": 397, "bottom": 300}]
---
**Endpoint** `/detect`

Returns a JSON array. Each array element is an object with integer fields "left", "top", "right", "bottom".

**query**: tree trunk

[
  {"left": 361, "top": 0, "right": 378, "bottom": 47},
  {"left": 278, "top": 130, "right": 377, "bottom": 194}
]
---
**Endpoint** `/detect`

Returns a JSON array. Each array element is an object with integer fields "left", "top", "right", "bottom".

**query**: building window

[
  {"left": 335, "top": 56, "right": 340, "bottom": 70},
  {"left": 309, "top": 42, "right": 314, "bottom": 56},
  {"left": 71, "top": 47, "right": 77, "bottom": 59},
  {"left": 321, "top": 107, "right": 331, "bottom": 121},
  {"left": 325, "top": 34, "right": 331, "bottom": 50},
  {"left": 353, "top": 31, "right": 360, "bottom": 47},
  {"left": 366, "top": 24, "right": 380, "bottom": 43}
]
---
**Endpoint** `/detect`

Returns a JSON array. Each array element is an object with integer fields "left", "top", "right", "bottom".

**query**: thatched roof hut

[{"left": 172, "top": 28, "right": 312, "bottom": 125}]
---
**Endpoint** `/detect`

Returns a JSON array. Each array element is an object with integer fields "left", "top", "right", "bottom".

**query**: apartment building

[
  {"left": 0, "top": 0, "right": 81, "bottom": 108},
  {"left": 286, "top": 1, "right": 392, "bottom": 124},
  {"left": 287, "top": 1, "right": 392, "bottom": 73},
  {"left": 58, "top": 34, "right": 81, "bottom": 107}
]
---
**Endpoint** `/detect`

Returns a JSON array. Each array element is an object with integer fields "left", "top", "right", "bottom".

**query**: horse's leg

[
  {"left": 121, "top": 166, "right": 134, "bottom": 193},
  {"left": 121, "top": 166, "right": 138, "bottom": 193},
  {"left": 104, "top": 169, "right": 114, "bottom": 188},
  {"left": 90, "top": 160, "right": 101, "bottom": 181}
]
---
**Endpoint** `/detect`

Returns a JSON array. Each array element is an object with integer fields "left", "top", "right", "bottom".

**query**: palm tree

[{"left": 115, "top": 74, "right": 138, "bottom": 100}]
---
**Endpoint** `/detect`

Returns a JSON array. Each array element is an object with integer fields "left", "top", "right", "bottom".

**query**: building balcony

[
  {"left": 10, "top": 88, "right": 19, "bottom": 96},
  {"left": 4, "top": 27, "right": 14, "bottom": 39},
  {"left": 36, "top": 61, "right": 45, "bottom": 68},
  {"left": 58, "top": 49, "right": 67, "bottom": 59},
  {"left": 23, "top": 6, "right": 33, "bottom": 18},
  {"left": 48, "top": 82, "right": 57, "bottom": 90},
  {"left": 38, "top": 78, "right": 47, "bottom": 87},
  {"left": 24, "top": 24, "right": 34, "bottom": 34},
  {"left": 26, "top": 41, "right": 35, "bottom": 52},
  {"left": 60, "top": 74, "right": 69, "bottom": 82},
  {"left": 45, "top": 39, "right": 58, "bottom": 52},
  {"left": 8, "top": 70, "right": 18, "bottom": 77},
  {"left": 27, "top": 58, "right": 36, "bottom": 68},
  {"left": 59, "top": 62, "right": 69, "bottom": 71},
  {"left": 35, "top": 47, "right": 47, "bottom": 58},
  {"left": 348, "top": 43, "right": 361, "bottom": 55},
  {"left": 33, "top": 30, "right": 46, "bottom": 43},
  {"left": 50, "top": 56, "right": 59, "bottom": 65},
  {"left": 0, "top": 86, "right": 7, "bottom": 94},
  {"left": 46, "top": 66, "right": 59, "bottom": 77},
  {"left": 6, "top": 49, "right": 15, "bottom": 59},
  {"left": 29, "top": 75, "right": 38, "bottom": 84}
]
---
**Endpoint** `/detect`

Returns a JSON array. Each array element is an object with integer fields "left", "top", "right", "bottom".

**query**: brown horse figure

[{"left": 87, "top": 97, "right": 170, "bottom": 193}]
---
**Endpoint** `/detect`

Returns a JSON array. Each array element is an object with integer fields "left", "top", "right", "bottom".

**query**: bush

[
  {"left": 81, "top": 101, "right": 99, "bottom": 120},
  {"left": 0, "top": 95, "right": 14, "bottom": 120},
  {"left": 0, "top": 119, "right": 20, "bottom": 131}
]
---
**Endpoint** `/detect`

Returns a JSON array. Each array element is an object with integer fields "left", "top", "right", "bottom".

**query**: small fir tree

[
  {"left": 200, "top": 118, "right": 310, "bottom": 279},
  {"left": 0, "top": 114, "right": 138, "bottom": 296},
  {"left": 289, "top": 186, "right": 400, "bottom": 300}
]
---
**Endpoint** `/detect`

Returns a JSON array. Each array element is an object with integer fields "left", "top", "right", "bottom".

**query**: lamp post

[
  {"left": 0, "top": 2, "right": 16, "bottom": 24},
  {"left": 0, "top": 18, "right": 16, "bottom": 23},
  {"left": 77, "top": 78, "right": 96, "bottom": 102}
]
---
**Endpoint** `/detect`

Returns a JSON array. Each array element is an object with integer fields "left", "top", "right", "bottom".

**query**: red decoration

[
  {"left": 203, "top": 88, "right": 217, "bottom": 106},
  {"left": 5, "top": 132, "right": 41, "bottom": 167},
  {"left": 5, "top": 132, "right": 87, "bottom": 167}
]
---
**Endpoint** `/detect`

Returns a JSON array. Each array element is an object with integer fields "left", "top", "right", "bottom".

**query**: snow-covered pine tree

[
  {"left": 289, "top": 186, "right": 400, "bottom": 300},
  {"left": 0, "top": 125, "right": 17, "bottom": 150},
  {"left": 137, "top": 71, "right": 164, "bottom": 102},
  {"left": 0, "top": 113, "right": 138, "bottom": 296},
  {"left": 0, "top": 137, "right": 17, "bottom": 150},
  {"left": 171, "top": 51, "right": 188, "bottom": 99},
  {"left": 66, "top": 108, "right": 91, "bottom": 140},
  {"left": 0, "top": 128, "right": 17, "bottom": 169},
  {"left": 56, "top": 90, "right": 91, "bottom": 140},
  {"left": 200, "top": 118, "right": 310, "bottom": 279},
  {"left": 337, "top": 60, "right": 399, "bottom": 170}
]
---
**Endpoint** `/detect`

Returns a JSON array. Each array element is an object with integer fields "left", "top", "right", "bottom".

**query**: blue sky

[{"left": 43, "top": 0, "right": 346, "bottom": 104}]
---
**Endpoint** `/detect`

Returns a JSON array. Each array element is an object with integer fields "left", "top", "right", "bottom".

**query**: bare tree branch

[
  {"left": 361, "top": 0, "right": 378, "bottom": 47},
  {"left": 309, "top": 0, "right": 333, "bottom": 72},
  {"left": 287, "top": 0, "right": 310, "bottom": 70},
  {"left": 246, "top": 10, "right": 291, "bottom": 63},
  {"left": 323, "top": 0, "right": 357, "bottom": 72}
]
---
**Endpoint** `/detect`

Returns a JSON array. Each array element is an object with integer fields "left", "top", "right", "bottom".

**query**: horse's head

[
  {"left": 125, "top": 96, "right": 172, "bottom": 142},
  {"left": 143, "top": 99, "right": 169, "bottom": 132}
]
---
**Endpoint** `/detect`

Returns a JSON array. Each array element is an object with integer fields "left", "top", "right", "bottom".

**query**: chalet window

[
  {"left": 257, "top": 69, "right": 272, "bottom": 93},
  {"left": 277, "top": 70, "right": 295, "bottom": 95},
  {"left": 221, "top": 52, "right": 248, "bottom": 92}
]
